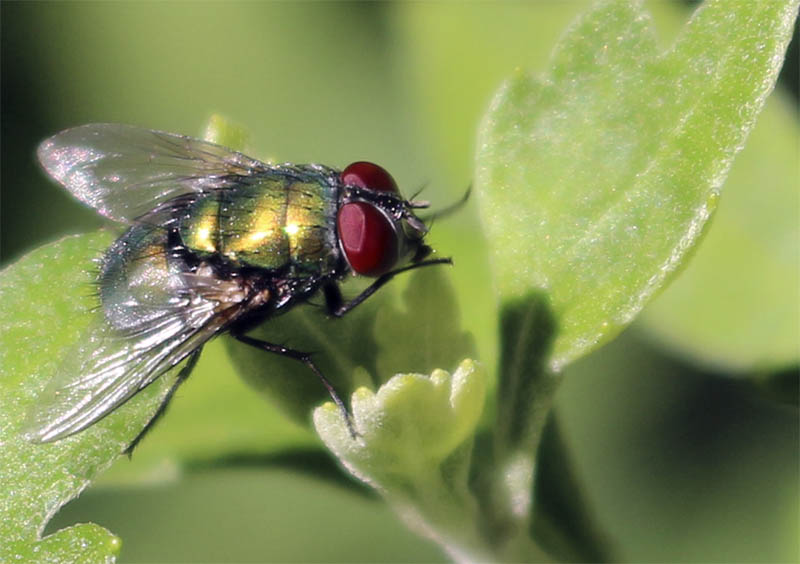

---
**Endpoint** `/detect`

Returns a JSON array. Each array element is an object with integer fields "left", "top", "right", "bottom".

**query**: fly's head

[{"left": 336, "top": 161, "right": 434, "bottom": 277}]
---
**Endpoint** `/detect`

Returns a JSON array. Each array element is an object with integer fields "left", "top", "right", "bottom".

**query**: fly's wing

[
  {"left": 23, "top": 265, "right": 248, "bottom": 443},
  {"left": 37, "top": 123, "right": 271, "bottom": 223}
]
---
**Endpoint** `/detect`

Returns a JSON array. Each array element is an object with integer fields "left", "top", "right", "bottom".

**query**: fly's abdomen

[
  {"left": 99, "top": 225, "right": 184, "bottom": 331},
  {"left": 179, "top": 172, "right": 339, "bottom": 276}
]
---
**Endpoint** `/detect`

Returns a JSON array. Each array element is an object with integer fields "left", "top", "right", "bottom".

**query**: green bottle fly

[{"left": 25, "top": 124, "right": 452, "bottom": 451}]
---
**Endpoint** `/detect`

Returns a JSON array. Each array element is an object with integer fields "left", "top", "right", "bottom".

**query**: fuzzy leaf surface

[
  {"left": 640, "top": 94, "right": 800, "bottom": 371},
  {"left": 476, "top": 0, "right": 799, "bottom": 371},
  {"left": 0, "top": 233, "right": 173, "bottom": 562}
]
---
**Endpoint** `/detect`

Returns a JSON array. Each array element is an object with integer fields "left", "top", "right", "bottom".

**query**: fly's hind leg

[
  {"left": 232, "top": 333, "right": 357, "bottom": 438},
  {"left": 124, "top": 348, "right": 203, "bottom": 456}
]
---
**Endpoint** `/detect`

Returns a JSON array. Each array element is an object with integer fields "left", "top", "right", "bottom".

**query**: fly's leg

[
  {"left": 325, "top": 257, "right": 452, "bottom": 318},
  {"left": 232, "top": 333, "right": 358, "bottom": 439},
  {"left": 124, "top": 348, "right": 203, "bottom": 456}
]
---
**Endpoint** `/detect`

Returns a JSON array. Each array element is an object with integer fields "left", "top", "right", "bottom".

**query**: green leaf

[
  {"left": 476, "top": 0, "right": 798, "bottom": 373},
  {"left": 472, "top": 1, "right": 797, "bottom": 559},
  {"left": 639, "top": 93, "right": 800, "bottom": 371},
  {"left": 0, "top": 233, "right": 176, "bottom": 562},
  {"left": 314, "top": 359, "right": 495, "bottom": 561},
  {"left": 315, "top": 359, "right": 486, "bottom": 477},
  {"left": 374, "top": 267, "right": 475, "bottom": 380},
  {"left": 8, "top": 524, "right": 121, "bottom": 564}
]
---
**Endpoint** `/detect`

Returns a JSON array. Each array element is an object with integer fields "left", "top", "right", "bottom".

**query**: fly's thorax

[{"left": 178, "top": 169, "right": 341, "bottom": 277}]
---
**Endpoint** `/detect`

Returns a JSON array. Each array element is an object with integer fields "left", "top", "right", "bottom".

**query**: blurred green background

[{"left": 2, "top": 2, "right": 797, "bottom": 562}]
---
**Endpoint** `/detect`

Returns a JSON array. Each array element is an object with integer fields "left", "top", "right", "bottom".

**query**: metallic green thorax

[{"left": 179, "top": 170, "right": 339, "bottom": 276}]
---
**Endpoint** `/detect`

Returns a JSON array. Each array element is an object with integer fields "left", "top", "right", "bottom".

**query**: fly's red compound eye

[
  {"left": 337, "top": 201, "right": 398, "bottom": 276},
  {"left": 340, "top": 161, "right": 398, "bottom": 194}
]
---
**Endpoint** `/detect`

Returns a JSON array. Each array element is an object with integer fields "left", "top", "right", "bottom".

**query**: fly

[{"left": 24, "top": 123, "right": 454, "bottom": 451}]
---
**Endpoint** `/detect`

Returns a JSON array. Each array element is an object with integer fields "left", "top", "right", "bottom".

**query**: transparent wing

[
  {"left": 37, "top": 123, "right": 270, "bottom": 222},
  {"left": 23, "top": 268, "right": 247, "bottom": 443}
]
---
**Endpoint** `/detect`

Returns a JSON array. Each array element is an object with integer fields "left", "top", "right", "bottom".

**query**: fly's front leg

[
  {"left": 232, "top": 333, "right": 358, "bottom": 438},
  {"left": 326, "top": 257, "right": 452, "bottom": 318}
]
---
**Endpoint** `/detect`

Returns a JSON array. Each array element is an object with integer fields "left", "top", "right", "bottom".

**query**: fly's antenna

[
  {"left": 418, "top": 185, "right": 471, "bottom": 223},
  {"left": 405, "top": 182, "right": 431, "bottom": 210},
  {"left": 408, "top": 182, "right": 429, "bottom": 202}
]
